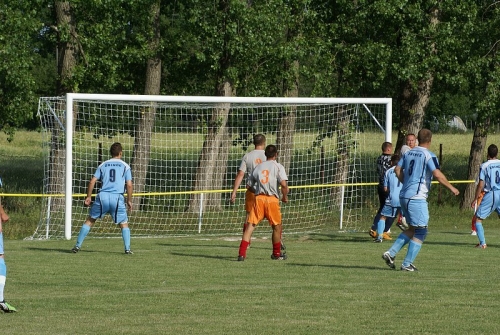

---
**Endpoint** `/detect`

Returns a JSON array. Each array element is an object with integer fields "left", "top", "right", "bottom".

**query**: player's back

[
  {"left": 241, "top": 149, "right": 266, "bottom": 187},
  {"left": 251, "top": 160, "right": 287, "bottom": 198},
  {"left": 480, "top": 159, "right": 500, "bottom": 191},
  {"left": 399, "top": 147, "right": 438, "bottom": 200},
  {"left": 95, "top": 158, "right": 132, "bottom": 194}
]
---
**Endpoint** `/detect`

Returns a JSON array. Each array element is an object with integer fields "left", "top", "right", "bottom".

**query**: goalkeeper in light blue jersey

[
  {"left": 71, "top": 142, "right": 134, "bottom": 254},
  {"left": 471, "top": 144, "right": 500, "bottom": 249},
  {"left": 382, "top": 129, "right": 459, "bottom": 271}
]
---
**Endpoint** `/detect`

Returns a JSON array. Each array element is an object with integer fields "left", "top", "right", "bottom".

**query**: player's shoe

[
  {"left": 71, "top": 246, "right": 80, "bottom": 253},
  {"left": 470, "top": 230, "right": 477, "bottom": 236},
  {"left": 382, "top": 251, "right": 395, "bottom": 269},
  {"left": 281, "top": 242, "right": 286, "bottom": 251},
  {"left": 0, "top": 300, "right": 17, "bottom": 313},
  {"left": 125, "top": 250, "right": 134, "bottom": 254},
  {"left": 401, "top": 263, "right": 418, "bottom": 272},
  {"left": 369, "top": 230, "right": 377, "bottom": 238},
  {"left": 237, "top": 256, "right": 245, "bottom": 261},
  {"left": 271, "top": 253, "right": 287, "bottom": 260},
  {"left": 396, "top": 222, "right": 407, "bottom": 231},
  {"left": 373, "top": 238, "right": 383, "bottom": 243},
  {"left": 382, "top": 232, "right": 392, "bottom": 240},
  {"left": 475, "top": 243, "right": 487, "bottom": 249}
]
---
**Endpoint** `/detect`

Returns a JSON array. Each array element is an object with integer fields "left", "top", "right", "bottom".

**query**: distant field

[{"left": 0, "top": 130, "right": 499, "bottom": 238}]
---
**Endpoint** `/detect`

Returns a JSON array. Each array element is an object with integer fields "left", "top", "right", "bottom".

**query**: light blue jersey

[
  {"left": 384, "top": 166, "right": 402, "bottom": 208},
  {"left": 398, "top": 146, "right": 439, "bottom": 200},
  {"left": 479, "top": 159, "right": 500, "bottom": 192},
  {"left": 94, "top": 158, "right": 132, "bottom": 194}
]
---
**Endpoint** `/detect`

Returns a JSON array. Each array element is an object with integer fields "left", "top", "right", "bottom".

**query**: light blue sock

[
  {"left": 476, "top": 222, "right": 486, "bottom": 245},
  {"left": 402, "top": 240, "right": 422, "bottom": 267},
  {"left": 76, "top": 224, "right": 91, "bottom": 248},
  {"left": 376, "top": 219, "right": 385, "bottom": 239},
  {"left": 0, "top": 258, "right": 6, "bottom": 302},
  {"left": 388, "top": 233, "right": 411, "bottom": 257},
  {"left": 122, "top": 227, "right": 131, "bottom": 251}
]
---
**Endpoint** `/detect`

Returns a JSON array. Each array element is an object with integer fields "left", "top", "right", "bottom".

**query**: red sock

[
  {"left": 239, "top": 240, "right": 250, "bottom": 257},
  {"left": 273, "top": 242, "right": 281, "bottom": 257}
]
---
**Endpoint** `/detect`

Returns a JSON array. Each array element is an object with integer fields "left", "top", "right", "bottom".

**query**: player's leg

[
  {"left": 267, "top": 197, "right": 286, "bottom": 260},
  {"left": 238, "top": 196, "right": 263, "bottom": 260},
  {"left": 375, "top": 215, "right": 386, "bottom": 242},
  {"left": 243, "top": 190, "right": 255, "bottom": 247},
  {"left": 72, "top": 217, "right": 96, "bottom": 252},
  {"left": 474, "top": 192, "right": 494, "bottom": 248},
  {"left": 0, "top": 221, "right": 16, "bottom": 312},
  {"left": 73, "top": 194, "right": 103, "bottom": 252},
  {"left": 401, "top": 226, "right": 427, "bottom": 271},
  {"left": 382, "top": 200, "right": 413, "bottom": 268},
  {"left": 370, "top": 186, "right": 386, "bottom": 235},
  {"left": 114, "top": 194, "right": 132, "bottom": 254}
]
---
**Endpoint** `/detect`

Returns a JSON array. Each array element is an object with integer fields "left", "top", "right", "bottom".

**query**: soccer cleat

[
  {"left": 373, "top": 238, "right": 383, "bottom": 243},
  {"left": 475, "top": 243, "right": 487, "bottom": 249},
  {"left": 0, "top": 300, "right": 17, "bottom": 313},
  {"left": 369, "top": 230, "right": 377, "bottom": 238},
  {"left": 470, "top": 230, "right": 477, "bottom": 236},
  {"left": 237, "top": 256, "right": 245, "bottom": 261},
  {"left": 71, "top": 246, "right": 80, "bottom": 253},
  {"left": 125, "top": 250, "right": 134, "bottom": 254},
  {"left": 401, "top": 263, "right": 418, "bottom": 272},
  {"left": 271, "top": 253, "right": 287, "bottom": 260},
  {"left": 382, "top": 232, "right": 392, "bottom": 240},
  {"left": 382, "top": 251, "right": 395, "bottom": 269}
]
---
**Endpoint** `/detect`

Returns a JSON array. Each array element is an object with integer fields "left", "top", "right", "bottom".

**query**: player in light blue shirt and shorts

[
  {"left": 471, "top": 144, "right": 500, "bottom": 248},
  {"left": 382, "top": 129, "right": 459, "bottom": 271},
  {"left": 71, "top": 142, "right": 134, "bottom": 254}
]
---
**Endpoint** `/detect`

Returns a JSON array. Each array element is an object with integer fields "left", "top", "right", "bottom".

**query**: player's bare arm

[
  {"left": 280, "top": 180, "right": 289, "bottom": 203},
  {"left": 84, "top": 177, "right": 98, "bottom": 207},
  {"left": 433, "top": 169, "right": 459, "bottom": 195},
  {"left": 230, "top": 170, "right": 245, "bottom": 203},
  {"left": 126, "top": 180, "right": 133, "bottom": 211}
]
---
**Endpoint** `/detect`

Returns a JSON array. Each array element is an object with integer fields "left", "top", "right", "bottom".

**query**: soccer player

[
  {"left": 0, "top": 199, "right": 16, "bottom": 313},
  {"left": 369, "top": 142, "right": 394, "bottom": 241},
  {"left": 373, "top": 155, "right": 402, "bottom": 243},
  {"left": 230, "top": 134, "right": 266, "bottom": 239},
  {"left": 382, "top": 129, "right": 459, "bottom": 271},
  {"left": 400, "top": 133, "right": 417, "bottom": 155},
  {"left": 237, "top": 144, "right": 288, "bottom": 261},
  {"left": 71, "top": 142, "right": 134, "bottom": 254},
  {"left": 471, "top": 144, "right": 500, "bottom": 248}
]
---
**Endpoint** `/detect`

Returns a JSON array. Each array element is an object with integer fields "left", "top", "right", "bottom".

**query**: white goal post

[{"left": 33, "top": 94, "right": 392, "bottom": 240}]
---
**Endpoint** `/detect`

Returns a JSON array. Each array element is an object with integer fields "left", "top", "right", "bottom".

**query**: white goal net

[{"left": 31, "top": 94, "right": 391, "bottom": 239}]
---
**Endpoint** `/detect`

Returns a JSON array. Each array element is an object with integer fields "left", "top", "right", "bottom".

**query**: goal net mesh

[{"left": 31, "top": 96, "right": 389, "bottom": 239}]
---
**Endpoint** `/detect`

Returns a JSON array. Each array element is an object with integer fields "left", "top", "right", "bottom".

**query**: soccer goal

[{"left": 31, "top": 94, "right": 392, "bottom": 240}]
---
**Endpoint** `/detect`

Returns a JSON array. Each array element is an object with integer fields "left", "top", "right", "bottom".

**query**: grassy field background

[
  {"left": 1, "top": 130, "right": 500, "bottom": 333},
  {"left": 2, "top": 228, "right": 500, "bottom": 334}
]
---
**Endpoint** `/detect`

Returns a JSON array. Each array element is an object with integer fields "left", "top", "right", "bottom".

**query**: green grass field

[{"left": 2, "top": 221, "right": 500, "bottom": 334}]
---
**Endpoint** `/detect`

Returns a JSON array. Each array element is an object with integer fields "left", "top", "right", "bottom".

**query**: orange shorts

[
  {"left": 245, "top": 189, "right": 256, "bottom": 213},
  {"left": 248, "top": 195, "right": 282, "bottom": 226}
]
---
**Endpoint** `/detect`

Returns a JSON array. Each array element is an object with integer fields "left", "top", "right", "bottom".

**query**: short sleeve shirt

[
  {"left": 479, "top": 159, "right": 500, "bottom": 192},
  {"left": 94, "top": 158, "right": 132, "bottom": 194},
  {"left": 239, "top": 149, "right": 266, "bottom": 188},
  {"left": 397, "top": 146, "right": 439, "bottom": 200},
  {"left": 250, "top": 160, "right": 288, "bottom": 198}
]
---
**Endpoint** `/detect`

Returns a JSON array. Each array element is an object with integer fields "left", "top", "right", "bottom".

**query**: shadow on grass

[{"left": 169, "top": 251, "right": 236, "bottom": 261}]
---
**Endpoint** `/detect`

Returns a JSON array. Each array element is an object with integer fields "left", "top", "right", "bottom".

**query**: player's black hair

[
  {"left": 391, "top": 154, "right": 400, "bottom": 165},
  {"left": 253, "top": 134, "right": 266, "bottom": 146},
  {"left": 110, "top": 142, "right": 123, "bottom": 157},
  {"left": 381, "top": 142, "right": 392, "bottom": 152},
  {"left": 488, "top": 144, "right": 498, "bottom": 159},
  {"left": 264, "top": 144, "right": 278, "bottom": 159}
]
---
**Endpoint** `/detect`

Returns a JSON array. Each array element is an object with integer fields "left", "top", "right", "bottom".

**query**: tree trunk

[
  {"left": 330, "top": 107, "right": 351, "bottom": 206},
  {"left": 460, "top": 124, "right": 488, "bottom": 210},
  {"left": 187, "top": 81, "right": 232, "bottom": 212},
  {"left": 48, "top": 2, "right": 78, "bottom": 212},
  {"left": 277, "top": 60, "right": 299, "bottom": 173},
  {"left": 131, "top": 0, "right": 161, "bottom": 211},
  {"left": 395, "top": 7, "right": 439, "bottom": 153}
]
